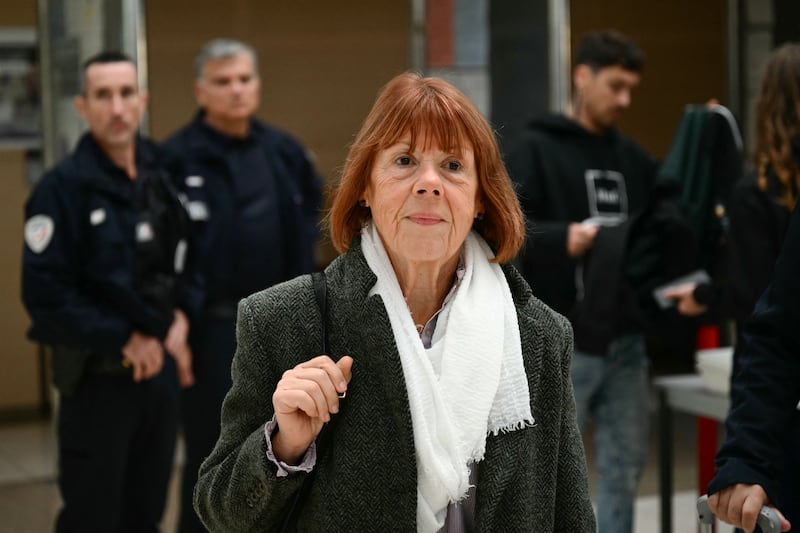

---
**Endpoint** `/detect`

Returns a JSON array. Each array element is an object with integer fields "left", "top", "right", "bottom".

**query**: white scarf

[{"left": 360, "top": 224, "right": 535, "bottom": 532}]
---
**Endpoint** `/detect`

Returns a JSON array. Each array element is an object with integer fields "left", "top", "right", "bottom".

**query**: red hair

[{"left": 327, "top": 72, "right": 524, "bottom": 263}]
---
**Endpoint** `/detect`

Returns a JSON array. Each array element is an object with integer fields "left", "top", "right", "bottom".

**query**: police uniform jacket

[
  {"left": 22, "top": 133, "right": 201, "bottom": 358},
  {"left": 194, "top": 237, "right": 596, "bottom": 532},
  {"left": 164, "top": 112, "right": 323, "bottom": 308}
]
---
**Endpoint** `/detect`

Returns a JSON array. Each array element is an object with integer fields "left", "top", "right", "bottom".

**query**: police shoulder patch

[{"left": 24, "top": 214, "right": 55, "bottom": 254}]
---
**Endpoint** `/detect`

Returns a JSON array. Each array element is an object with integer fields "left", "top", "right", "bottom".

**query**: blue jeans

[{"left": 572, "top": 334, "right": 650, "bottom": 533}]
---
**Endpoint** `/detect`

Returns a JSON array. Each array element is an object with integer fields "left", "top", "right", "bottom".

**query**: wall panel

[{"left": 0, "top": 1, "right": 42, "bottom": 415}]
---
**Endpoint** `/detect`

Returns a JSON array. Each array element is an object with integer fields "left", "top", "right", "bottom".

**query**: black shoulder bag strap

[
  {"left": 277, "top": 271, "right": 327, "bottom": 532},
  {"left": 312, "top": 271, "right": 328, "bottom": 353}
]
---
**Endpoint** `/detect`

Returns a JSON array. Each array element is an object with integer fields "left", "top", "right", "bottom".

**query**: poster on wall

[{"left": 0, "top": 28, "right": 39, "bottom": 150}]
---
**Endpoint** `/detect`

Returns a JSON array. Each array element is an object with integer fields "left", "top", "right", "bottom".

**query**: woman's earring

[
  {"left": 475, "top": 212, "right": 485, "bottom": 221},
  {"left": 358, "top": 199, "right": 368, "bottom": 207}
]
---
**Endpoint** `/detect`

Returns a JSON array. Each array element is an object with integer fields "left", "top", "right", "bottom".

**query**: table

[{"left": 653, "top": 374, "right": 730, "bottom": 533}]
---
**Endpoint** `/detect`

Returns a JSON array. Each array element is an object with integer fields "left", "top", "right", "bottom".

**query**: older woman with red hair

[{"left": 194, "top": 72, "right": 595, "bottom": 532}]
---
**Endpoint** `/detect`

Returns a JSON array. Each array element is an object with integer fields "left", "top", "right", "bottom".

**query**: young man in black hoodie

[{"left": 507, "top": 29, "right": 659, "bottom": 533}]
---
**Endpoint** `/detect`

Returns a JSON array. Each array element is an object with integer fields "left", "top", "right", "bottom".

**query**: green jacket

[{"left": 195, "top": 237, "right": 596, "bottom": 532}]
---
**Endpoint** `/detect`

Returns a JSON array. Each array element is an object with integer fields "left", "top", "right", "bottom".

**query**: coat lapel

[
  {"left": 475, "top": 283, "right": 539, "bottom": 523},
  {"left": 328, "top": 243, "right": 416, "bottom": 451},
  {"left": 354, "top": 295, "right": 415, "bottom": 441}
]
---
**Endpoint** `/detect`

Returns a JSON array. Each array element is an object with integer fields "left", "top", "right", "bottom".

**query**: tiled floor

[
  {"left": 0, "top": 391, "right": 735, "bottom": 533},
  {"left": 0, "top": 420, "right": 183, "bottom": 532}
]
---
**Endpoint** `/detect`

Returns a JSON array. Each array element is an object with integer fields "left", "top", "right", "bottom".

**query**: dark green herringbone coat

[{"left": 195, "top": 238, "right": 596, "bottom": 532}]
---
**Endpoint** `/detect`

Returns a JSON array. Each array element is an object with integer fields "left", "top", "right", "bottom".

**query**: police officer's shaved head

[
  {"left": 80, "top": 51, "right": 135, "bottom": 95},
  {"left": 194, "top": 39, "right": 259, "bottom": 80}
]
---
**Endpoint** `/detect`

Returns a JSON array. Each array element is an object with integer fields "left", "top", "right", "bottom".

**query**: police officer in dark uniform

[
  {"left": 163, "top": 39, "right": 323, "bottom": 533},
  {"left": 21, "top": 51, "right": 201, "bottom": 533}
]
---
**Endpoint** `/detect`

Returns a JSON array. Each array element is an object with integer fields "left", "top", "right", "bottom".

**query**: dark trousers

[
  {"left": 179, "top": 313, "right": 236, "bottom": 533},
  {"left": 55, "top": 362, "right": 179, "bottom": 533}
]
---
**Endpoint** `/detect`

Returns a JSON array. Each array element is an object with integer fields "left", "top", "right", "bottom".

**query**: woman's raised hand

[{"left": 271, "top": 355, "right": 353, "bottom": 464}]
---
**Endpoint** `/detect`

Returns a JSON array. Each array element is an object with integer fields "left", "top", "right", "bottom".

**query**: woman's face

[{"left": 365, "top": 133, "right": 483, "bottom": 269}]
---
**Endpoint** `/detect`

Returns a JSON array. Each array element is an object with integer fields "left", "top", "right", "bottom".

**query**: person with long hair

[
  {"left": 666, "top": 43, "right": 800, "bottom": 322},
  {"left": 701, "top": 42, "right": 800, "bottom": 532},
  {"left": 754, "top": 43, "right": 800, "bottom": 210}
]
